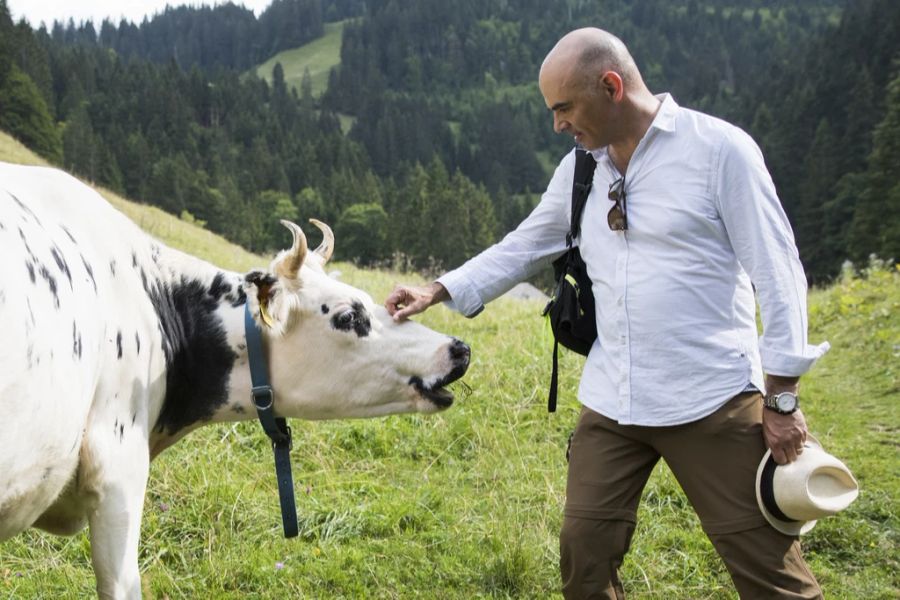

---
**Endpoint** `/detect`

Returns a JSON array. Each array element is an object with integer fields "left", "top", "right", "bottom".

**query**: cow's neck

[{"left": 143, "top": 249, "right": 256, "bottom": 457}]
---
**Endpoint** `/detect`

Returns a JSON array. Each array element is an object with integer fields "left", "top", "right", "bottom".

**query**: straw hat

[{"left": 755, "top": 435, "right": 859, "bottom": 536}]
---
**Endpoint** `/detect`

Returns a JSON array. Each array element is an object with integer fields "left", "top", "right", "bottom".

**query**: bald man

[{"left": 387, "top": 28, "right": 827, "bottom": 599}]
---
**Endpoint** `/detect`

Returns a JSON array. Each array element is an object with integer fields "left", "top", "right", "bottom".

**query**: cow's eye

[
  {"left": 330, "top": 303, "right": 371, "bottom": 337},
  {"left": 336, "top": 310, "right": 355, "bottom": 328}
]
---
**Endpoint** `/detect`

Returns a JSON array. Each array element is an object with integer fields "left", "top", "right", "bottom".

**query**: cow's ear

[
  {"left": 244, "top": 221, "right": 310, "bottom": 333},
  {"left": 244, "top": 270, "right": 280, "bottom": 329}
]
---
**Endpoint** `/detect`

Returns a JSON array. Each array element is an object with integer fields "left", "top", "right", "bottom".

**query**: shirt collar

[
  {"left": 650, "top": 93, "right": 679, "bottom": 133},
  {"left": 588, "top": 93, "right": 679, "bottom": 162}
]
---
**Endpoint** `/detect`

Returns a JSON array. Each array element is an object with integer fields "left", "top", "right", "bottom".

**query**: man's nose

[{"left": 553, "top": 114, "right": 567, "bottom": 134}]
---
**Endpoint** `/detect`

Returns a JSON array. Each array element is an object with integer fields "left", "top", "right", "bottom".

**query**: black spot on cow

[
  {"left": 119, "top": 423, "right": 124, "bottom": 441},
  {"left": 330, "top": 300, "right": 371, "bottom": 337},
  {"left": 244, "top": 270, "right": 277, "bottom": 288},
  {"left": 146, "top": 275, "right": 239, "bottom": 435},
  {"left": 9, "top": 193, "right": 41, "bottom": 226},
  {"left": 18, "top": 227, "right": 36, "bottom": 259},
  {"left": 321, "top": 304, "right": 330, "bottom": 314},
  {"left": 50, "top": 245, "right": 73, "bottom": 289},
  {"left": 38, "top": 265, "right": 59, "bottom": 308},
  {"left": 25, "top": 260, "right": 36, "bottom": 283},
  {"left": 72, "top": 322, "right": 82, "bottom": 359},
  {"left": 109, "top": 259, "right": 117, "bottom": 277},
  {"left": 132, "top": 251, "right": 138, "bottom": 268},
  {"left": 135, "top": 332, "right": 141, "bottom": 355},
  {"left": 0, "top": 220, "right": 5, "bottom": 230},
  {"left": 132, "top": 412, "right": 137, "bottom": 426},
  {"left": 208, "top": 273, "right": 232, "bottom": 302},
  {"left": 231, "top": 286, "right": 247, "bottom": 308},
  {"left": 231, "top": 404, "right": 246, "bottom": 414},
  {"left": 60, "top": 225, "right": 77, "bottom": 245},
  {"left": 116, "top": 331, "right": 123, "bottom": 359},
  {"left": 80, "top": 254, "right": 97, "bottom": 293}
]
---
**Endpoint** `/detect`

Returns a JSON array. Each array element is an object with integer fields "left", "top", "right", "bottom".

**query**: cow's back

[{"left": 0, "top": 163, "right": 147, "bottom": 537}]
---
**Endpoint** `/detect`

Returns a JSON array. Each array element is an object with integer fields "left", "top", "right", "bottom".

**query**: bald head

[{"left": 541, "top": 28, "right": 642, "bottom": 94}]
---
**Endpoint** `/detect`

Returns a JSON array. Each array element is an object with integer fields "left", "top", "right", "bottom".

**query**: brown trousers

[{"left": 560, "top": 392, "right": 823, "bottom": 599}]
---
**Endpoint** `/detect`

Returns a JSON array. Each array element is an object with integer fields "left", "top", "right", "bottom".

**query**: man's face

[{"left": 539, "top": 61, "right": 612, "bottom": 151}]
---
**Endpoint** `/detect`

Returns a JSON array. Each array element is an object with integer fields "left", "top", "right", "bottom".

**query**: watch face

[{"left": 776, "top": 393, "right": 797, "bottom": 411}]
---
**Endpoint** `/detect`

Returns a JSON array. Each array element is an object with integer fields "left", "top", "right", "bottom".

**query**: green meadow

[
  {"left": 254, "top": 21, "right": 346, "bottom": 97},
  {"left": 1, "top": 133, "right": 897, "bottom": 598}
]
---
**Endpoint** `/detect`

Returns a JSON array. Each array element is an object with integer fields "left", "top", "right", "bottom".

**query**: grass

[
  {"left": 254, "top": 21, "right": 347, "bottom": 97},
  {"left": 2, "top": 133, "right": 898, "bottom": 598}
]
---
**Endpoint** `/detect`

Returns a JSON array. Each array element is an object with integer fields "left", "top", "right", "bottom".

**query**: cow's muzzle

[{"left": 410, "top": 338, "right": 471, "bottom": 408}]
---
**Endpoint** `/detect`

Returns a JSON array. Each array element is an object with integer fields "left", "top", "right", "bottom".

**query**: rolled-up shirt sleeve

[
  {"left": 715, "top": 128, "right": 830, "bottom": 376},
  {"left": 437, "top": 150, "right": 576, "bottom": 317}
]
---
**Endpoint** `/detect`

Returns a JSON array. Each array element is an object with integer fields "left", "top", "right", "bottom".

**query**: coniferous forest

[{"left": 0, "top": 0, "right": 898, "bottom": 282}]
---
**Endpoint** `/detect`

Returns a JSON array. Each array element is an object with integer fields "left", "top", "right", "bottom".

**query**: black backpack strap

[
  {"left": 570, "top": 148, "right": 598, "bottom": 241},
  {"left": 548, "top": 148, "right": 598, "bottom": 413},
  {"left": 548, "top": 338, "right": 559, "bottom": 412}
]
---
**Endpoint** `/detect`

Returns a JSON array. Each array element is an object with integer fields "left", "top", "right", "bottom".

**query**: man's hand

[
  {"left": 762, "top": 374, "right": 807, "bottom": 464},
  {"left": 762, "top": 409, "right": 808, "bottom": 465},
  {"left": 385, "top": 282, "right": 449, "bottom": 321}
]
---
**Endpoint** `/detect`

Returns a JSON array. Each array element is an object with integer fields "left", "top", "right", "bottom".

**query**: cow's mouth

[{"left": 409, "top": 363, "right": 468, "bottom": 408}]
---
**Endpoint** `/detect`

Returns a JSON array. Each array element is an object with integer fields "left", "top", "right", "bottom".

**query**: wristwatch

[{"left": 764, "top": 391, "right": 799, "bottom": 415}]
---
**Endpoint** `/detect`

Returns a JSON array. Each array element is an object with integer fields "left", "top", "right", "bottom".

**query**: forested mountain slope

[{"left": 1, "top": 0, "right": 897, "bottom": 280}]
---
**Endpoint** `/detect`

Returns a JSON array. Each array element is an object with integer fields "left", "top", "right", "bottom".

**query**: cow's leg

[{"left": 87, "top": 440, "right": 149, "bottom": 600}]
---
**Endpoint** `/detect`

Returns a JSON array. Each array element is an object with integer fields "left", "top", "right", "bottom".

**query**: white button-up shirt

[{"left": 438, "top": 94, "right": 829, "bottom": 426}]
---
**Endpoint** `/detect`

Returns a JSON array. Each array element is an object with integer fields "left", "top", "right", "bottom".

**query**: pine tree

[
  {"left": 847, "top": 66, "right": 900, "bottom": 265},
  {"left": 257, "top": 190, "right": 299, "bottom": 250},
  {"left": 335, "top": 202, "right": 389, "bottom": 264},
  {"left": 0, "top": 65, "right": 62, "bottom": 162},
  {"left": 795, "top": 118, "right": 840, "bottom": 279},
  {"left": 62, "top": 104, "right": 97, "bottom": 178}
]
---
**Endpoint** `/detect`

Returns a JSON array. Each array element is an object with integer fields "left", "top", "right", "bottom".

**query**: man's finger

[
  {"left": 385, "top": 287, "right": 410, "bottom": 315},
  {"left": 393, "top": 304, "right": 416, "bottom": 321},
  {"left": 771, "top": 446, "right": 788, "bottom": 465}
]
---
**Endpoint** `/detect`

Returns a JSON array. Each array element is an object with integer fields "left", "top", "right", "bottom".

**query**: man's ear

[{"left": 599, "top": 70, "right": 624, "bottom": 101}]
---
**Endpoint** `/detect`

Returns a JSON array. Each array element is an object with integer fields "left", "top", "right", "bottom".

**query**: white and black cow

[{"left": 0, "top": 162, "right": 470, "bottom": 598}]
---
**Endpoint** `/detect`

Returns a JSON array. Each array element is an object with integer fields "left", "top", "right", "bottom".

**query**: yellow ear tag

[{"left": 259, "top": 301, "right": 275, "bottom": 328}]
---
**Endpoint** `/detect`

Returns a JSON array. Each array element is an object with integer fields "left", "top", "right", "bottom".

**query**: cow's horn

[
  {"left": 309, "top": 218, "right": 334, "bottom": 263},
  {"left": 278, "top": 220, "right": 308, "bottom": 278}
]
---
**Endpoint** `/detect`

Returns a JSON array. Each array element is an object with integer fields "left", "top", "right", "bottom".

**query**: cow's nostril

[{"left": 449, "top": 338, "right": 470, "bottom": 361}]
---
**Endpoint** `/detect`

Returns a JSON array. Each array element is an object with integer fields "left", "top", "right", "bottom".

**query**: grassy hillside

[
  {"left": 2, "top": 131, "right": 898, "bottom": 598},
  {"left": 0, "top": 131, "right": 266, "bottom": 273},
  {"left": 254, "top": 21, "right": 346, "bottom": 97}
]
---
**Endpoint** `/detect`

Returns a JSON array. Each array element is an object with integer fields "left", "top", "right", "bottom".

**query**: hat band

[{"left": 760, "top": 455, "right": 800, "bottom": 524}]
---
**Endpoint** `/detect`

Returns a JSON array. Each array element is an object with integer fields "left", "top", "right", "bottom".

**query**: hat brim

[{"left": 755, "top": 447, "right": 819, "bottom": 537}]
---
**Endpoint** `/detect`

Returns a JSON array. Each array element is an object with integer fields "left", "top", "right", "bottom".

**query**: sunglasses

[{"left": 607, "top": 177, "right": 627, "bottom": 231}]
